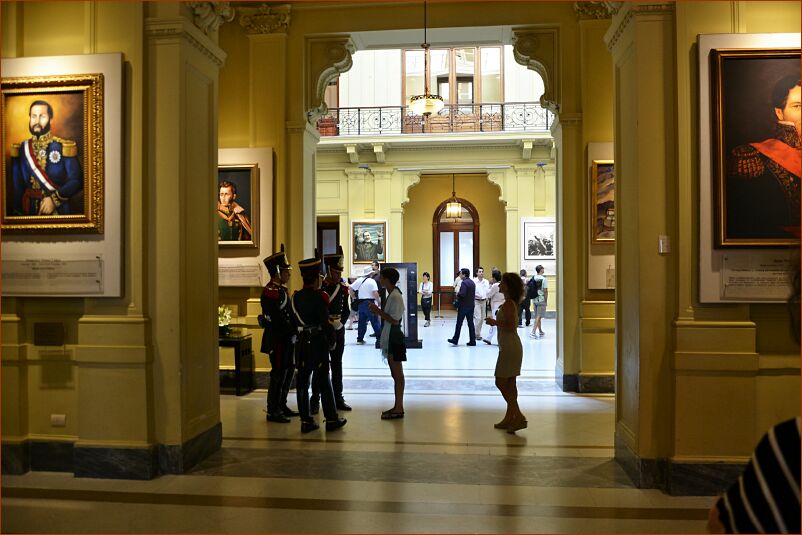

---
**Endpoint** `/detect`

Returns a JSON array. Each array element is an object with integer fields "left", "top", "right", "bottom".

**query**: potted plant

[{"left": 218, "top": 305, "right": 233, "bottom": 337}]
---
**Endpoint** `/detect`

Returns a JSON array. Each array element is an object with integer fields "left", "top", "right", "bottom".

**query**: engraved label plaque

[
  {"left": 721, "top": 255, "right": 794, "bottom": 301},
  {"left": 2, "top": 259, "right": 103, "bottom": 296},
  {"left": 219, "top": 264, "right": 261, "bottom": 287}
]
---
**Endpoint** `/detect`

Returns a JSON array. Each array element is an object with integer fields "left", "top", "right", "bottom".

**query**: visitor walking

[
  {"left": 419, "top": 272, "right": 433, "bottom": 327},
  {"left": 518, "top": 269, "right": 531, "bottom": 327},
  {"left": 484, "top": 270, "right": 505, "bottom": 345},
  {"left": 448, "top": 268, "right": 476, "bottom": 346},
  {"left": 369, "top": 268, "right": 406, "bottom": 420},
  {"left": 473, "top": 267, "right": 490, "bottom": 341},
  {"left": 530, "top": 265, "right": 548, "bottom": 339}
]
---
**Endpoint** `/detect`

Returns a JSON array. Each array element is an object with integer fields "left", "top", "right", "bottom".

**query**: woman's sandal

[
  {"left": 506, "top": 417, "right": 528, "bottom": 434},
  {"left": 381, "top": 409, "right": 405, "bottom": 420},
  {"left": 494, "top": 416, "right": 512, "bottom": 429}
]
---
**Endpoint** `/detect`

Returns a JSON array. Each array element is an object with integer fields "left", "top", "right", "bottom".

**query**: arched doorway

[{"left": 432, "top": 196, "right": 479, "bottom": 309}]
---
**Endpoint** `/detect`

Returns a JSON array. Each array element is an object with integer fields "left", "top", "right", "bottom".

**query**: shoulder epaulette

[
  {"left": 263, "top": 285, "right": 281, "bottom": 299},
  {"left": 10, "top": 143, "right": 19, "bottom": 158},
  {"left": 728, "top": 144, "right": 765, "bottom": 178},
  {"left": 319, "top": 290, "right": 330, "bottom": 305},
  {"left": 53, "top": 137, "right": 78, "bottom": 157}
]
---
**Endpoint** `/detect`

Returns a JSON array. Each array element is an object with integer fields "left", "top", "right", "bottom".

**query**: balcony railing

[{"left": 316, "top": 102, "right": 553, "bottom": 137}]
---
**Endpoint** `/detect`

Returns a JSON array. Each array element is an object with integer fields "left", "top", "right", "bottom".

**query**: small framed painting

[
  {"left": 591, "top": 159, "right": 615, "bottom": 244},
  {"left": 217, "top": 164, "right": 258, "bottom": 248},
  {"left": 352, "top": 220, "right": 386, "bottom": 263}
]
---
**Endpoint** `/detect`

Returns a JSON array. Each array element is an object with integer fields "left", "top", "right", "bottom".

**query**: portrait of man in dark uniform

[{"left": 9, "top": 99, "right": 83, "bottom": 217}]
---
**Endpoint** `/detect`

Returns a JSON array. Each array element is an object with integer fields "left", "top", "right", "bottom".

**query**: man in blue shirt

[{"left": 448, "top": 268, "right": 476, "bottom": 346}]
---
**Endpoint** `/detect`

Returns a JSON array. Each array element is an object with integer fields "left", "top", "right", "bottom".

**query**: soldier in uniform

[
  {"left": 10, "top": 100, "right": 83, "bottom": 216},
  {"left": 259, "top": 244, "right": 299, "bottom": 423},
  {"left": 290, "top": 254, "right": 347, "bottom": 434},
  {"left": 310, "top": 246, "right": 352, "bottom": 414},
  {"left": 727, "top": 75, "right": 800, "bottom": 240}
]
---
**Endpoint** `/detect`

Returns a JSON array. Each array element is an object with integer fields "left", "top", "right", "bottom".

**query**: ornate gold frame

[
  {"left": 1, "top": 73, "right": 104, "bottom": 233},
  {"left": 590, "top": 159, "right": 615, "bottom": 245},
  {"left": 711, "top": 47, "right": 800, "bottom": 247},
  {"left": 217, "top": 163, "right": 259, "bottom": 249}
]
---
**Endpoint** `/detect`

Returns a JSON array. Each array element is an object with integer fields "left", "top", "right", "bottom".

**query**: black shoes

[
  {"left": 336, "top": 400, "right": 352, "bottom": 411},
  {"left": 369, "top": 333, "right": 377, "bottom": 338},
  {"left": 447, "top": 338, "right": 457, "bottom": 345},
  {"left": 267, "top": 413, "right": 291, "bottom": 424},
  {"left": 356, "top": 339, "right": 366, "bottom": 344},
  {"left": 325, "top": 418, "right": 347, "bottom": 432},
  {"left": 301, "top": 420, "right": 319, "bottom": 433},
  {"left": 467, "top": 341, "right": 477, "bottom": 346},
  {"left": 282, "top": 405, "right": 299, "bottom": 417}
]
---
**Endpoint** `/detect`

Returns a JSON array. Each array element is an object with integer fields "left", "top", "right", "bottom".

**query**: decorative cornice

[
  {"left": 512, "top": 27, "right": 560, "bottom": 113},
  {"left": 306, "top": 36, "right": 356, "bottom": 123},
  {"left": 145, "top": 17, "right": 227, "bottom": 68},
  {"left": 604, "top": 2, "right": 675, "bottom": 52},
  {"left": 573, "top": 1, "right": 613, "bottom": 20},
  {"left": 187, "top": 2, "right": 235, "bottom": 35},
  {"left": 239, "top": 4, "right": 291, "bottom": 35}
]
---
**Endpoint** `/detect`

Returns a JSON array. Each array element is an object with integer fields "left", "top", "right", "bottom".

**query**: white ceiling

[{"left": 351, "top": 25, "right": 514, "bottom": 50}]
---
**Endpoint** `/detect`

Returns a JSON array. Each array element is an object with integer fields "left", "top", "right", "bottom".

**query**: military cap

[
  {"left": 298, "top": 254, "right": 323, "bottom": 279},
  {"left": 263, "top": 243, "right": 292, "bottom": 277},
  {"left": 323, "top": 245, "right": 345, "bottom": 271}
]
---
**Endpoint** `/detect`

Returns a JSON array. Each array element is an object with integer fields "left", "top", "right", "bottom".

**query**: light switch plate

[{"left": 658, "top": 235, "right": 671, "bottom": 255}]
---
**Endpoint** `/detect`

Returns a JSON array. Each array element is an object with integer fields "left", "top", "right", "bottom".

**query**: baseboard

[
  {"left": 555, "top": 361, "right": 579, "bottom": 392},
  {"left": 614, "top": 432, "right": 746, "bottom": 495},
  {"left": 578, "top": 373, "right": 615, "bottom": 393},
  {"left": 3, "top": 422, "right": 222, "bottom": 480}
]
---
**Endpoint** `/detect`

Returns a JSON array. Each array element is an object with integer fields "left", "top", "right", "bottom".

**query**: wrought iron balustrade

[{"left": 316, "top": 102, "right": 552, "bottom": 137}]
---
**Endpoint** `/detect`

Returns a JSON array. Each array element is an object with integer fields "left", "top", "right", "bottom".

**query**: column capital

[
  {"left": 145, "top": 17, "right": 227, "bottom": 68},
  {"left": 187, "top": 2, "right": 235, "bottom": 35},
  {"left": 238, "top": 4, "right": 291, "bottom": 34}
]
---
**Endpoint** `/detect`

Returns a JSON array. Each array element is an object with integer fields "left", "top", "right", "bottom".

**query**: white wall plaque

[
  {"left": 3, "top": 258, "right": 103, "bottom": 295},
  {"left": 219, "top": 264, "right": 262, "bottom": 287},
  {"left": 721, "top": 255, "right": 794, "bottom": 301}
]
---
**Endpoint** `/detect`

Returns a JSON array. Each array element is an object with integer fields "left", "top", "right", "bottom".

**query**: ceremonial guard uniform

[
  {"left": 311, "top": 246, "right": 352, "bottom": 413},
  {"left": 260, "top": 245, "right": 298, "bottom": 423},
  {"left": 291, "top": 255, "right": 347, "bottom": 433},
  {"left": 11, "top": 132, "right": 83, "bottom": 216}
]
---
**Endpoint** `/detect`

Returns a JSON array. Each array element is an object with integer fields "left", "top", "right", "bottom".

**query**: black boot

[
  {"left": 336, "top": 398, "right": 352, "bottom": 411},
  {"left": 325, "top": 418, "right": 347, "bottom": 432},
  {"left": 282, "top": 405, "right": 299, "bottom": 417},
  {"left": 267, "top": 413, "right": 290, "bottom": 423},
  {"left": 301, "top": 419, "right": 319, "bottom": 433}
]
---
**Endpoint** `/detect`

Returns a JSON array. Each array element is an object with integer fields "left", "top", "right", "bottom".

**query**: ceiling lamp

[
  {"left": 409, "top": 0, "right": 444, "bottom": 116},
  {"left": 445, "top": 174, "right": 463, "bottom": 218}
]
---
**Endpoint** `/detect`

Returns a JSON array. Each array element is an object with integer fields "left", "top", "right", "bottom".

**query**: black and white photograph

[{"left": 523, "top": 220, "right": 556, "bottom": 260}]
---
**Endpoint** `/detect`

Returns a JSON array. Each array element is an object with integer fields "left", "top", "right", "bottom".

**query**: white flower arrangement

[{"left": 217, "top": 305, "right": 232, "bottom": 327}]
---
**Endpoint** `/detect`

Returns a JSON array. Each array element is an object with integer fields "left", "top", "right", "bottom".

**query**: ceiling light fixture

[
  {"left": 445, "top": 174, "right": 463, "bottom": 219},
  {"left": 409, "top": 0, "right": 444, "bottom": 116}
]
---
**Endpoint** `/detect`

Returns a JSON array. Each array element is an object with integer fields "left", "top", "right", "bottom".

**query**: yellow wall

[{"left": 403, "top": 174, "right": 507, "bottom": 287}]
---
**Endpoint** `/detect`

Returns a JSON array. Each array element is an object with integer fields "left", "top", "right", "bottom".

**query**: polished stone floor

[{"left": 1, "top": 317, "right": 715, "bottom": 533}]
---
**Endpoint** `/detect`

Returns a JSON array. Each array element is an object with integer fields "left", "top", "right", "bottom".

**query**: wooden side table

[{"left": 218, "top": 333, "right": 254, "bottom": 396}]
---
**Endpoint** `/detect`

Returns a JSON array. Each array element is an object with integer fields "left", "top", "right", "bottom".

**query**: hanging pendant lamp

[
  {"left": 445, "top": 174, "right": 462, "bottom": 219},
  {"left": 409, "top": 0, "right": 444, "bottom": 116}
]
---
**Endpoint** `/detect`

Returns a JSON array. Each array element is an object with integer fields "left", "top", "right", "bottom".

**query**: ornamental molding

[
  {"left": 604, "top": 2, "right": 675, "bottom": 52},
  {"left": 239, "top": 4, "right": 291, "bottom": 34},
  {"left": 187, "top": 2, "right": 235, "bottom": 35},
  {"left": 306, "top": 36, "right": 356, "bottom": 123},
  {"left": 512, "top": 27, "right": 560, "bottom": 113},
  {"left": 145, "top": 17, "right": 227, "bottom": 68},
  {"left": 573, "top": 1, "right": 614, "bottom": 20}
]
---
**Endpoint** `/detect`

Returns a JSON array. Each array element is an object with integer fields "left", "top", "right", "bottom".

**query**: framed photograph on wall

[
  {"left": 217, "top": 164, "right": 258, "bottom": 248},
  {"left": 523, "top": 219, "right": 556, "bottom": 260},
  {"left": 591, "top": 159, "right": 615, "bottom": 244},
  {"left": 1, "top": 73, "right": 105, "bottom": 233},
  {"left": 711, "top": 47, "right": 800, "bottom": 247},
  {"left": 352, "top": 220, "right": 386, "bottom": 263}
]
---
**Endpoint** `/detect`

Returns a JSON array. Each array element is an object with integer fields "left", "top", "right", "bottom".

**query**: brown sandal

[{"left": 381, "top": 409, "right": 405, "bottom": 420}]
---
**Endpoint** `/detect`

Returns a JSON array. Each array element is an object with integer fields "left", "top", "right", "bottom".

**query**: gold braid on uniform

[
  {"left": 775, "top": 123, "right": 801, "bottom": 149},
  {"left": 766, "top": 159, "right": 801, "bottom": 225},
  {"left": 728, "top": 145, "right": 764, "bottom": 178}
]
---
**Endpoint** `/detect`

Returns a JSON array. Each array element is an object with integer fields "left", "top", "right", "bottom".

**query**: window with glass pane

[
  {"left": 404, "top": 50, "right": 424, "bottom": 105},
  {"left": 454, "top": 48, "right": 475, "bottom": 104},
  {"left": 480, "top": 47, "right": 502, "bottom": 103},
  {"left": 439, "top": 232, "right": 455, "bottom": 285},
  {"left": 458, "top": 231, "right": 474, "bottom": 276},
  {"left": 429, "top": 49, "right": 450, "bottom": 104}
]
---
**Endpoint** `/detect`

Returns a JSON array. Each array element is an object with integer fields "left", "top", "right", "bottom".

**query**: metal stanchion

[{"left": 434, "top": 291, "right": 444, "bottom": 319}]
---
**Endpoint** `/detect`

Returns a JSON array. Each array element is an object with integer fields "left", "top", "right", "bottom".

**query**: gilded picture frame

[
  {"left": 1, "top": 73, "right": 104, "bottom": 233},
  {"left": 591, "top": 159, "right": 615, "bottom": 244},
  {"left": 217, "top": 163, "right": 259, "bottom": 249},
  {"left": 352, "top": 220, "right": 386, "bottom": 263},
  {"left": 711, "top": 47, "right": 800, "bottom": 247}
]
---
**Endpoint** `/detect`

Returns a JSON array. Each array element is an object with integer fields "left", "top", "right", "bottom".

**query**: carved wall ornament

[
  {"left": 573, "top": 1, "right": 614, "bottom": 20},
  {"left": 187, "top": 2, "right": 235, "bottom": 35},
  {"left": 239, "top": 4, "right": 291, "bottom": 34},
  {"left": 512, "top": 28, "right": 560, "bottom": 113},
  {"left": 306, "top": 36, "right": 356, "bottom": 123}
]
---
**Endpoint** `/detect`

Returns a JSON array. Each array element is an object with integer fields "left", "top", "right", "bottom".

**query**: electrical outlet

[{"left": 50, "top": 414, "right": 66, "bottom": 427}]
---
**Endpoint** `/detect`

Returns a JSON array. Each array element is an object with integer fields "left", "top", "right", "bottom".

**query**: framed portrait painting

[
  {"left": 217, "top": 164, "right": 258, "bottom": 248},
  {"left": 523, "top": 220, "right": 556, "bottom": 260},
  {"left": 591, "top": 160, "right": 615, "bottom": 244},
  {"left": 352, "top": 220, "right": 386, "bottom": 263},
  {"left": 1, "top": 73, "right": 104, "bottom": 233},
  {"left": 711, "top": 47, "right": 800, "bottom": 247}
]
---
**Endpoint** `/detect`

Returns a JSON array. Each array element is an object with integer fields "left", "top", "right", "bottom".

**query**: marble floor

[{"left": 1, "top": 317, "right": 716, "bottom": 533}]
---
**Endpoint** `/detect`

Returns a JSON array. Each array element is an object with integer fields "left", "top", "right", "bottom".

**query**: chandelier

[
  {"left": 409, "top": 0, "right": 444, "bottom": 116},
  {"left": 445, "top": 174, "right": 462, "bottom": 218}
]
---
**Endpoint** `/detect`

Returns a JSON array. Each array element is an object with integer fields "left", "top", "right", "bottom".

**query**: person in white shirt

[
  {"left": 418, "top": 272, "right": 433, "bottom": 327},
  {"left": 484, "top": 270, "right": 505, "bottom": 345},
  {"left": 352, "top": 270, "right": 381, "bottom": 344},
  {"left": 473, "top": 266, "right": 491, "bottom": 341}
]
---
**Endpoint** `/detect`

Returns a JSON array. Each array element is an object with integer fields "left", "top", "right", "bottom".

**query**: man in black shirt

[{"left": 448, "top": 268, "right": 477, "bottom": 346}]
